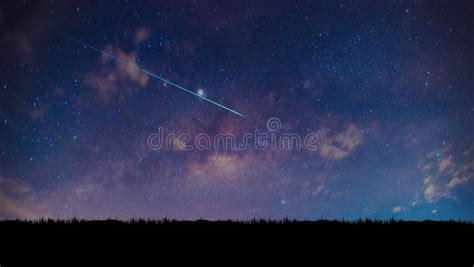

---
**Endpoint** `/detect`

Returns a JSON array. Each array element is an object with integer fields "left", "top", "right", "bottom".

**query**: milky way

[{"left": 0, "top": 1, "right": 473, "bottom": 220}]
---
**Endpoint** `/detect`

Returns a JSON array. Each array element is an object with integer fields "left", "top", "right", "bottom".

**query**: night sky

[{"left": 1, "top": 0, "right": 473, "bottom": 220}]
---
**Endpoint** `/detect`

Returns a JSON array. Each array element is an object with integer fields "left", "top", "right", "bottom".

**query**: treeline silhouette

[{"left": 1, "top": 217, "right": 472, "bottom": 225}]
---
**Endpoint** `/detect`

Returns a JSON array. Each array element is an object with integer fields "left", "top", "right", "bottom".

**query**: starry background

[{"left": 1, "top": 0, "right": 473, "bottom": 220}]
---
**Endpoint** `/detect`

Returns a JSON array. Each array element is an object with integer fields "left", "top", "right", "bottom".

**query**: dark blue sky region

[{"left": 0, "top": 0, "right": 473, "bottom": 220}]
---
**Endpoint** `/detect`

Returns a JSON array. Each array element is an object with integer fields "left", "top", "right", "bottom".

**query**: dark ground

[{"left": 0, "top": 219, "right": 472, "bottom": 265}]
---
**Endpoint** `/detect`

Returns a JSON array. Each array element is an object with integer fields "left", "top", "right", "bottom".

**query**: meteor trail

[{"left": 60, "top": 33, "right": 244, "bottom": 117}]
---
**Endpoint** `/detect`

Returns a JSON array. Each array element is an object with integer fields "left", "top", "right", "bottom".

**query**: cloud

[
  {"left": 418, "top": 144, "right": 474, "bottom": 203},
  {"left": 392, "top": 206, "right": 405, "bottom": 213},
  {"left": 319, "top": 125, "right": 363, "bottom": 160},
  {"left": 4, "top": 30, "right": 32, "bottom": 54},
  {"left": 107, "top": 46, "right": 149, "bottom": 86},
  {"left": 84, "top": 71, "right": 118, "bottom": 101},
  {"left": 29, "top": 105, "right": 47, "bottom": 121},
  {"left": 0, "top": 176, "right": 38, "bottom": 219},
  {"left": 0, "top": 177, "right": 32, "bottom": 194},
  {"left": 134, "top": 28, "right": 150, "bottom": 45},
  {"left": 312, "top": 184, "right": 326, "bottom": 197},
  {"left": 447, "top": 177, "right": 466, "bottom": 188},
  {"left": 423, "top": 184, "right": 436, "bottom": 203},
  {"left": 438, "top": 158, "right": 452, "bottom": 173},
  {"left": 83, "top": 45, "right": 149, "bottom": 101}
]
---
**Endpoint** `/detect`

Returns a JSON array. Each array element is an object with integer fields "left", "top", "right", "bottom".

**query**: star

[{"left": 197, "top": 88, "right": 205, "bottom": 97}]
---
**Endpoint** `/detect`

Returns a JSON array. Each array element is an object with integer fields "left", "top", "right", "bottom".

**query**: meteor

[{"left": 60, "top": 33, "right": 244, "bottom": 117}]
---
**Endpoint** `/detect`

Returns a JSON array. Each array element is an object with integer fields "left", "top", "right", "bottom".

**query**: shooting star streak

[{"left": 60, "top": 33, "right": 245, "bottom": 117}]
